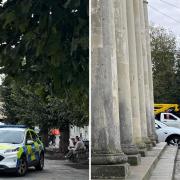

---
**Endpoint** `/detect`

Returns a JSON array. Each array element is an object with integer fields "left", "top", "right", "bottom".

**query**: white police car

[{"left": 0, "top": 125, "right": 44, "bottom": 176}]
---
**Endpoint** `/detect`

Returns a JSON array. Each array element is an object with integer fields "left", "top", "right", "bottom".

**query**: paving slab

[
  {"left": 126, "top": 142, "right": 167, "bottom": 180},
  {"left": 173, "top": 148, "right": 180, "bottom": 180},
  {"left": 149, "top": 145, "right": 178, "bottom": 180}
]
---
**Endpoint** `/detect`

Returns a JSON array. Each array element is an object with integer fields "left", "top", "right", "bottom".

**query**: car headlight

[{"left": 5, "top": 147, "right": 19, "bottom": 153}]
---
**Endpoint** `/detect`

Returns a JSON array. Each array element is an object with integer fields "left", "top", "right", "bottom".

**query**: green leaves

[
  {"left": 151, "top": 26, "right": 180, "bottom": 104},
  {"left": 0, "top": 0, "right": 88, "bottom": 129},
  {"left": 0, "top": 83, "right": 88, "bottom": 128}
]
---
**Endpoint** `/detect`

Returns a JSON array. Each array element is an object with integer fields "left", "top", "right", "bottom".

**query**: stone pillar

[
  {"left": 143, "top": 0, "right": 157, "bottom": 144},
  {"left": 126, "top": 0, "right": 147, "bottom": 154},
  {"left": 133, "top": 0, "right": 152, "bottom": 149},
  {"left": 139, "top": 0, "right": 154, "bottom": 145},
  {"left": 114, "top": 0, "right": 140, "bottom": 165},
  {"left": 91, "top": 0, "right": 129, "bottom": 178}
]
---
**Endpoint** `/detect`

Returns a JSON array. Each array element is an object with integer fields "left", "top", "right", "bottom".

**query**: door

[
  {"left": 155, "top": 123, "right": 164, "bottom": 142},
  {"left": 25, "top": 131, "right": 34, "bottom": 164},
  {"left": 30, "top": 131, "right": 41, "bottom": 162},
  {"left": 161, "top": 113, "right": 180, "bottom": 128},
  {"left": 155, "top": 122, "right": 168, "bottom": 142}
]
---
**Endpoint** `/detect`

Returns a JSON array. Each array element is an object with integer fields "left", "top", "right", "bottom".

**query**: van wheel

[
  {"left": 167, "top": 135, "right": 180, "bottom": 146},
  {"left": 16, "top": 157, "right": 27, "bottom": 176},
  {"left": 35, "top": 153, "right": 44, "bottom": 170}
]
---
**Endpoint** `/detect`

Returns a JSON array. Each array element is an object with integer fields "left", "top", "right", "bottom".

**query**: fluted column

[
  {"left": 126, "top": 0, "right": 146, "bottom": 152},
  {"left": 114, "top": 0, "right": 140, "bottom": 165},
  {"left": 139, "top": 0, "right": 154, "bottom": 144},
  {"left": 91, "top": 0, "right": 129, "bottom": 178},
  {"left": 133, "top": 0, "right": 152, "bottom": 149},
  {"left": 143, "top": 0, "right": 157, "bottom": 144}
]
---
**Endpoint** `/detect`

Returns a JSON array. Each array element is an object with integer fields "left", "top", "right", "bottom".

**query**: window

[
  {"left": 0, "top": 130, "right": 24, "bottom": 144},
  {"left": 30, "top": 131, "right": 41, "bottom": 144},
  {"left": 164, "top": 114, "right": 177, "bottom": 120},
  {"left": 30, "top": 131, "right": 38, "bottom": 141}
]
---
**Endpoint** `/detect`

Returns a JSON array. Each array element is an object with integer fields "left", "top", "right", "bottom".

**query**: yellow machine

[{"left": 154, "top": 104, "right": 180, "bottom": 115}]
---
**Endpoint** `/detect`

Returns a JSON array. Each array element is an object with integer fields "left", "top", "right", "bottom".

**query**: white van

[{"left": 158, "top": 113, "right": 180, "bottom": 128}]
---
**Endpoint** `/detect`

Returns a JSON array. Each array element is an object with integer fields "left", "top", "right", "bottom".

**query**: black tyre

[
  {"left": 16, "top": 157, "right": 28, "bottom": 176},
  {"left": 166, "top": 135, "right": 180, "bottom": 146},
  {"left": 35, "top": 153, "right": 44, "bottom": 171}
]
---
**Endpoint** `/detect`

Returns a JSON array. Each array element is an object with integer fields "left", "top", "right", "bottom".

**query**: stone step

[
  {"left": 149, "top": 145, "right": 178, "bottom": 180},
  {"left": 126, "top": 142, "right": 167, "bottom": 180}
]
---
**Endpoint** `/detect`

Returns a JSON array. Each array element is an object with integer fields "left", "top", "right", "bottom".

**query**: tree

[
  {"left": 0, "top": 0, "right": 88, "bottom": 94},
  {"left": 173, "top": 51, "right": 180, "bottom": 103},
  {"left": 151, "top": 26, "right": 179, "bottom": 103},
  {"left": 1, "top": 75, "right": 88, "bottom": 150},
  {"left": 0, "top": 0, "right": 89, "bottom": 152}
]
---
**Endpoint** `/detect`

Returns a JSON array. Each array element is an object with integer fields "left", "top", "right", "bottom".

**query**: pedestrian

[
  {"left": 75, "top": 136, "right": 86, "bottom": 150},
  {"left": 49, "top": 129, "right": 56, "bottom": 146},
  {"left": 65, "top": 136, "right": 86, "bottom": 159},
  {"left": 68, "top": 138, "right": 75, "bottom": 150}
]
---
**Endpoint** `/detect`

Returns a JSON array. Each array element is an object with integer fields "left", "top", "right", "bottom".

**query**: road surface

[{"left": 0, "top": 159, "right": 89, "bottom": 180}]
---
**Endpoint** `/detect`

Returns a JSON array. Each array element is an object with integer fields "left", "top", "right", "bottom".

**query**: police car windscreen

[{"left": 0, "top": 130, "right": 24, "bottom": 144}]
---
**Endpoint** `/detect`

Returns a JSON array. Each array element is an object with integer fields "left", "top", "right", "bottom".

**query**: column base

[
  {"left": 91, "top": 152, "right": 128, "bottom": 165},
  {"left": 136, "top": 142, "right": 147, "bottom": 157},
  {"left": 145, "top": 142, "right": 152, "bottom": 150},
  {"left": 139, "top": 148, "right": 147, "bottom": 157},
  {"left": 137, "top": 141, "right": 146, "bottom": 149},
  {"left": 122, "top": 144, "right": 141, "bottom": 165},
  {"left": 143, "top": 137, "right": 152, "bottom": 150},
  {"left": 151, "top": 140, "right": 156, "bottom": 147},
  {"left": 127, "top": 154, "right": 141, "bottom": 165},
  {"left": 149, "top": 135, "right": 157, "bottom": 147},
  {"left": 122, "top": 144, "right": 139, "bottom": 155},
  {"left": 92, "top": 163, "right": 130, "bottom": 179}
]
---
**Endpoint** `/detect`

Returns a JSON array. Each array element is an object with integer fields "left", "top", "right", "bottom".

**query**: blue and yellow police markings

[
  {"left": 16, "top": 143, "right": 41, "bottom": 167},
  {"left": 31, "top": 144, "right": 37, "bottom": 161},
  {"left": 34, "top": 142, "right": 40, "bottom": 161}
]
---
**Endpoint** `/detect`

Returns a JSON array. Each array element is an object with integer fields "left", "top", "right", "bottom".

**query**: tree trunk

[
  {"left": 40, "top": 128, "right": 49, "bottom": 147},
  {"left": 59, "top": 125, "right": 69, "bottom": 154}
]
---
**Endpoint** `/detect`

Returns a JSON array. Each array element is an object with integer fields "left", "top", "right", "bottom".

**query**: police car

[{"left": 0, "top": 125, "right": 44, "bottom": 176}]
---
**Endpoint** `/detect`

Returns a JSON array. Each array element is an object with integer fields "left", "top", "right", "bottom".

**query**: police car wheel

[
  {"left": 16, "top": 157, "right": 27, "bottom": 176},
  {"left": 35, "top": 153, "right": 44, "bottom": 170}
]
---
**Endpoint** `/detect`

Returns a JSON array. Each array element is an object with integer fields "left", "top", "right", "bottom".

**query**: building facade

[
  {"left": 69, "top": 125, "right": 89, "bottom": 140},
  {"left": 91, "top": 0, "right": 156, "bottom": 178}
]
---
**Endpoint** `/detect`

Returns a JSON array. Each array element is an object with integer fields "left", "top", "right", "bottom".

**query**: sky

[{"left": 148, "top": 0, "right": 180, "bottom": 43}]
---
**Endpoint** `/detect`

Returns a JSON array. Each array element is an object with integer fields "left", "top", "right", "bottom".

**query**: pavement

[
  {"left": 92, "top": 143, "right": 178, "bottom": 180},
  {"left": 149, "top": 145, "right": 178, "bottom": 180},
  {"left": 126, "top": 142, "right": 167, "bottom": 180},
  {"left": 0, "top": 159, "right": 89, "bottom": 180},
  {"left": 174, "top": 148, "right": 180, "bottom": 180}
]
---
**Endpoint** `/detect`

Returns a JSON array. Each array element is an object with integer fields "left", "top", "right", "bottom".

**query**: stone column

[
  {"left": 133, "top": 0, "right": 152, "bottom": 149},
  {"left": 91, "top": 0, "right": 129, "bottom": 178},
  {"left": 114, "top": 0, "right": 140, "bottom": 165},
  {"left": 126, "top": 0, "right": 147, "bottom": 154},
  {"left": 139, "top": 0, "right": 154, "bottom": 145},
  {"left": 143, "top": 0, "right": 157, "bottom": 144}
]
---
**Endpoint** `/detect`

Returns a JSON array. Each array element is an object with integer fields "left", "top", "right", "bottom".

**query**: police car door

[
  {"left": 30, "top": 131, "right": 41, "bottom": 162},
  {"left": 25, "top": 130, "right": 34, "bottom": 164}
]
